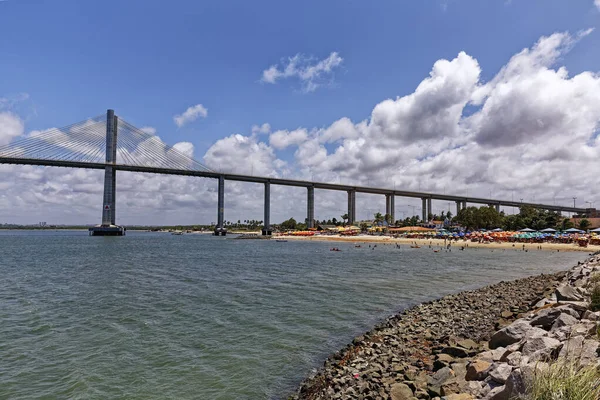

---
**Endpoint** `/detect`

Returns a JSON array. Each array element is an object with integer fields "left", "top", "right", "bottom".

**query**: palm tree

[
  {"left": 374, "top": 212, "right": 384, "bottom": 224},
  {"left": 341, "top": 213, "right": 349, "bottom": 226}
]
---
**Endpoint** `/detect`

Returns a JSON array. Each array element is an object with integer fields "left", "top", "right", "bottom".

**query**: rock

[
  {"left": 530, "top": 307, "right": 578, "bottom": 330},
  {"left": 556, "top": 284, "right": 584, "bottom": 302},
  {"left": 441, "top": 378, "right": 463, "bottom": 396},
  {"left": 558, "top": 301, "right": 590, "bottom": 315},
  {"left": 500, "top": 311, "right": 513, "bottom": 319},
  {"left": 580, "top": 339, "right": 600, "bottom": 366},
  {"left": 457, "top": 339, "right": 479, "bottom": 350},
  {"left": 434, "top": 354, "right": 454, "bottom": 371},
  {"left": 504, "top": 351, "right": 522, "bottom": 367},
  {"left": 559, "top": 335, "right": 585, "bottom": 359},
  {"left": 489, "top": 364, "right": 512, "bottom": 384},
  {"left": 571, "top": 321, "right": 597, "bottom": 337},
  {"left": 489, "top": 320, "right": 533, "bottom": 349},
  {"left": 442, "top": 346, "right": 470, "bottom": 358},
  {"left": 445, "top": 394, "right": 473, "bottom": 400},
  {"left": 551, "top": 313, "right": 579, "bottom": 330},
  {"left": 390, "top": 383, "right": 415, "bottom": 400},
  {"left": 504, "top": 369, "right": 526, "bottom": 398},
  {"left": 521, "top": 336, "right": 561, "bottom": 358},
  {"left": 483, "top": 384, "right": 509, "bottom": 400},
  {"left": 583, "top": 310, "right": 598, "bottom": 321},
  {"left": 428, "top": 367, "right": 453, "bottom": 397},
  {"left": 465, "top": 360, "right": 491, "bottom": 381}
]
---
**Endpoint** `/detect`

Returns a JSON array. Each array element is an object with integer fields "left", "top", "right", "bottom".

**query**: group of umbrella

[{"left": 430, "top": 227, "right": 600, "bottom": 243}]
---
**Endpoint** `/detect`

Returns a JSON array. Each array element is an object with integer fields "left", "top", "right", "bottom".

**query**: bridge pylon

[{"left": 89, "top": 109, "right": 125, "bottom": 236}]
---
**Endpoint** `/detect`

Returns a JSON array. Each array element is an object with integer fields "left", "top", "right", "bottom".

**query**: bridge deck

[{"left": 0, "top": 156, "right": 587, "bottom": 213}]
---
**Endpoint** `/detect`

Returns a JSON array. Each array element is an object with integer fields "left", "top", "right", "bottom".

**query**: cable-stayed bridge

[{"left": 0, "top": 110, "right": 590, "bottom": 235}]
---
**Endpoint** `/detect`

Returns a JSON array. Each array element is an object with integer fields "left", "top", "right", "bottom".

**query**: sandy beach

[{"left": 275, "top": 234, "right": 600, "bottom": 253}]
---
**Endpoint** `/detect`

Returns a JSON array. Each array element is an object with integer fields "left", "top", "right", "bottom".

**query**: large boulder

[
  {"left": 555, "top": 285, "right": 584, "bottom": 302},
  {"left": 489, "top": 320, "right": 532, "bottom": 349},
  {"left": 465, "top": 360, "right": 491, "bottom": 381},
  {"left": 390, "top": 382, "right": 416, "bottom": 400},
  {"left": 489, "top": 363, "right": 513, "bottom": 384},
  {"left": 521, "top": 336, "right": 561, "bottom": 358},
  {"left": 530, "top": 307, "right": 579, "bottom": 330}
]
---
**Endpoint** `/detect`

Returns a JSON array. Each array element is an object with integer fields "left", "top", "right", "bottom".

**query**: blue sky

[
  {"left": 2, "top": 0, "right": 598, "bottom": 156},
  {"left": 1, "top": 0, "right": 600, "bottom": 224}
]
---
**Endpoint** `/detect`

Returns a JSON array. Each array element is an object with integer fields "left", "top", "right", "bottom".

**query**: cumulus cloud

[
  {"left": 261, "top": 52, "right": 343, "bottom": 92},
  {"left": 595, "top": 0, "right": 600, "bottom": 10},
  {"left": 0, "top": 112, "right": 25, "bottom": 146},
  {"left": 269, "top": 128, "right": 308, "bottom": 150},
  {"left": 3, "top": 30, "right": 600, "bottom": 225},
  {"left": 173, "top": 104, "right": 208, "bottom": 127}
]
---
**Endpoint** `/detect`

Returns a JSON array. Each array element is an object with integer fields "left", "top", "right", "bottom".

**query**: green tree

[
  {"left": 280, "top": 218, "right": 297, "bottom": 230},
  {"left": 341, "top": 213, "right": 349, "bottom": 226},
  {"left": 332, "top": 217, "right": 338, "bottom": 226},
  {"left": 561, "top": 218, "right": 575, "bottom": 231},
  {"left": 579, "top": 218, "right": 591, "bottom": 231},
  {"left": 374, "top": 212, "right": 384, "bottom": 224}
]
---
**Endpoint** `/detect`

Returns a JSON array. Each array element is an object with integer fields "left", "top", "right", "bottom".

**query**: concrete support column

[
  {"left": 462, "top": 201, "right": 467, "bottom": 210},
  {"left": 495, "top": 204, "right": 500, "bottom": 213},
  {"left": 215, "top": 175, "right": 226, "bottom": 235},
  {"left": 307, "top": 186, "right": 315, "bottom": 229},
  {"left": 347, "top": 190, "right": 356, "bottom": 225},
  {"left": 385, "top": 194, "right": 391, "bottom": 222},
  {"left": 456, "top": 201, "right": 461, "bottom": 216},
  {"left": 390, "top": 195, "right": 395, "bottom": 225},
  {"left": 262, "top": 182, "right": 271, "bottom": 235},
  {"left": 421, "top": 198, "right": 427, "bottom": 222},
  {"left": 101, "top": 110, "right": 118, "bottom": 226},
  {"left": 427, "top": 198, "right": 432, "bottom": 221}
]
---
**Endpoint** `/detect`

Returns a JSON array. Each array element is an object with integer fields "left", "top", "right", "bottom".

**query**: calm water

[{"left": 0, "top": 231, "right": 587, "bottom": 399}]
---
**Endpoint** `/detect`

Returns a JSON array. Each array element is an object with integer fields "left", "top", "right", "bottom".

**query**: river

[{"left": 0, "top": 231, "right": 588, "bottom": 399}]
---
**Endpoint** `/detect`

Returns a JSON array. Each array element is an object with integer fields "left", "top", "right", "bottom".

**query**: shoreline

[
  {"left": 276, "top": 234, "right": 599, "bottom": 253},
  {"left": 289, "top": 253, "right": 600, "bottom": 399}
]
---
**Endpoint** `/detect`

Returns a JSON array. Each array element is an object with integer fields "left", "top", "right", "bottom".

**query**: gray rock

[
  {"left": 465, "top": 360, "right": 491, "bottom": 381},
  {"left": 521, "top": 336, "right": 561, "bottom": 357},
  {"left": 505, "top": 351, "right": 522, "bottom": 367},
  {"left": 550, "top": 313, "right": 579, "bottom": 330},
  {"left": 559, "top": 335, "right": 585, "bottom": 359},
  {"left": 530, "top": 307, "right": 579, "bottom": 330},
  {"left": 556, "top": 285, "right": 584, "bottom": 302},
  {"left": 504, "top": 368, "right": 527, "bottom": 397},
  {"left": 483, "top": 384, "right": 508, "bottom": 400},
  {"left": 489, "top": 320, "right": 532, "bottom": 349},
  {"left": 489, "top": 363, "right": 512, "bottom": 384}
]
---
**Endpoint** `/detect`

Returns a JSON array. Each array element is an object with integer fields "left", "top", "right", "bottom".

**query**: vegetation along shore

[{"left": 290, "top": 253, "right": 600, "bottom": 399}]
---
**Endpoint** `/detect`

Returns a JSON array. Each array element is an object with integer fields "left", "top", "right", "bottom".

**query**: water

[{"left": 0, "top": 231, "right": 588, "bottom": 399}]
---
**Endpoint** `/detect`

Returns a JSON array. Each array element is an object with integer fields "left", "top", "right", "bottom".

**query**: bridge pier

[
  {"left": 89, "top": 109, "right": 125, "bottom": 236},
  {"left": 262, "top": 182, "right": 271, "bottom": 235},
  {"left": 421, "top": 198, "right": 427, "bottom": 222},
  {"left": 385, "top": 194, "right": 395, "bottom": 225},
  {"left": 456, "top": 201, "right": 461, "bottom": 216},
  {"left": 214, "top": 175, "right": 227, "bottom": 236},
  {"left": 427, "top": 198, "right": 432, "bottom": 221},
  {"left": 347, "top": 190, "right": 356, "bottom": 225},
  {"left": 495, "top": 203, "right": 500, "bottom": 213},
  {"left": 307, "top": 186, "right": 315, "bottom": 229}
]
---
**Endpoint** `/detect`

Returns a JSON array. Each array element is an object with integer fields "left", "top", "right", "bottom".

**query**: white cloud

[
  {"left": 252, "top": 123, "right": 271, "bottom": 135},
  {"left": 140, "top": 126, "right": 157, "bottom": 135},
  {"left": 260, "top": 52, "right": 343, "bottom": 92},
  {"left": 0, "top": 112, "right": 24, "bottom": 146},
  {"left": 173, "top": 104, "right": 208, "bottom": 127},
  {"left": 269, "top": 128, "right": 308, "bottom": 150},
  {"left": 595, "top": 0, "right": 600, "bottom": 10},
  {"left": 3, "top": 30, "right": 600, "bottom": 225}
]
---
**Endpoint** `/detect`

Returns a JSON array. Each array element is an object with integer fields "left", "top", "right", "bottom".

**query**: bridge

[{"left": 0, "top": 110, "right": 591, "bottom": 235}]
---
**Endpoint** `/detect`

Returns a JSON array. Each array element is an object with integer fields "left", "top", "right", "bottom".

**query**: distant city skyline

[{"left": 1, "top": 0, "right": 599, "bottom": 225}]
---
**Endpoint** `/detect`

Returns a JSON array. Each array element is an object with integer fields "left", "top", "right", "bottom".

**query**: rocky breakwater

[{"left": 291, "top": 254, "right": 600, "bottom": 400}]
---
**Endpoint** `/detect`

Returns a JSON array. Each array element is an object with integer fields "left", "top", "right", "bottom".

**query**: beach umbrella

[
  {"left": 519, "top": 228, "right": 536, "bottom": 232},
  {"left": 590, "top": 228, "right": 600, "bottom": 233},
  {"left": 492, "top": 228, "right": 503, "bottom": 232},
  {"left": 540, "top": 228, "right": 557, "bottom": 233},
  {"left": 564, "top": 228, "right": 584, "bottom": 233}
]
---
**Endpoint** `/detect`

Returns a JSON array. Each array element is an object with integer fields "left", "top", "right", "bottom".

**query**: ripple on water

[{"left": 0, "top": 231, "right": 588, "bottom": 399}]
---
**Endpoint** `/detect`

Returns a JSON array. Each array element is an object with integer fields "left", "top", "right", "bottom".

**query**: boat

[
  {"left": 410, "top": 245, "right": 420, "bottom": 249},
  {"left": 171, "top": 231, "right": 183, "bottom": 235},
  {"left": 276, "top": 239, "right": 288, "bottom": 242}
]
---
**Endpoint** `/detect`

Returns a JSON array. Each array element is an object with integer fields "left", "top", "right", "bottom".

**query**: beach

[{"left": 275, "top": 234, "right": 600, "bottom": 253}]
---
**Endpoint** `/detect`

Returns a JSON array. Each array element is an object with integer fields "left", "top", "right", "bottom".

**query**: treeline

[{"left": 454, "top": 205, "right": 590, "bottom": 231}]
